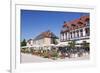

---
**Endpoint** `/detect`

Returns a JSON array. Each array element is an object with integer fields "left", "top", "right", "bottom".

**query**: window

[
  {"left": 85, "top": 28, "right": 90, "bottom": 36},
  {"left": 65, "top": 32, "right": 67, "bottom": 40},
  {"left": 76, "top": 30, "right": 79, "bottom": 38},
  {"left": 70, "top": 32, "right": 72, "bottom": 38},
  {"left": 80, "top": 29, "right": 83, "bottom": 37}
]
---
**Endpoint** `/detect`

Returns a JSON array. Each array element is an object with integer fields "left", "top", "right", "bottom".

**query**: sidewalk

[
  {"left": 21, "top": 53, "right": 54, "bottom": 63},
  {"left": 21, "top": 53, "right": 89, "bottom": 63}
]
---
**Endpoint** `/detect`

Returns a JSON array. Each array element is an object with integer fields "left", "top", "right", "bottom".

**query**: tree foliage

[
  {"left": 82, "top": 41, "right": 89, "bottom": 49},
  {"left": 52, "top": 38, "right": 58, "bottom": 45},
  {"left": 68, "top": 40, "right": 76, "bottom": 48},
  {"left": 21, "top": 39, "right": 27, "bottom": 46}
]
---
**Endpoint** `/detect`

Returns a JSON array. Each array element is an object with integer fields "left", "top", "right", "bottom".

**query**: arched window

[
  {"left": 76, "top": 30, "right": 79, "bottom": 38},
  {"left": 80, "top": 29, "right": 83, "bottom": 37}
]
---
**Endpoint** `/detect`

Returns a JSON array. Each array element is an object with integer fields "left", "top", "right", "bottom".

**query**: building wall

[
  {"left": 60, "top": 24, "right": 90, "bottom": 44},
  {"left": 27, "top": 37, "right": 59, "bottom": 47},
  {"left": 60, "top": 27, "right": 90, "bottom": 41},
  {"left": 27, "top": 40, "right": 34, "bottom": 46},
  {"left": 33, "top": 38, "right": 44, "bottom": 46},
  {"left": 60, "top": 26, "right": 90, "bottom": 43},
  {"left": 44, "top": 38, "right": 51, "bottom": 45},
  {"left": 27, "top": 38, "right": 52, "bottom": 46},
  {"left": 76, "top": 39, "right": 89, "bottom": 43}
]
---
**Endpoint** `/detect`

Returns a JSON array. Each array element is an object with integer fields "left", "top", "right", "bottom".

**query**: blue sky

[{"left": 21, "top": 10, "right": 89, "bottom": 41}]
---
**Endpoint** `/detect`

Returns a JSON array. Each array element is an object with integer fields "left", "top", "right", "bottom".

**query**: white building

[
  {"left": 27, "top": 39, "right": 34, "bottom": 46},
  {"left": 27, "top": 30, "right": 59, "bottom": 50},
  {"left": 60, "top": 15, "right": 90, "bottom": 44}
]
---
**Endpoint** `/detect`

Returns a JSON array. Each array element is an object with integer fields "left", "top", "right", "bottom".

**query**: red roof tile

[{"left": 62, "top": 15, "right": 89, "bottom": 32}]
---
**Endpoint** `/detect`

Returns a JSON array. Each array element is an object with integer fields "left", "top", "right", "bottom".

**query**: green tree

[
  {"left": 82, "top": 41, "right": 89, "bottom": 51},
  {"left": 68, "top": 40, "right": 76, "bottom": 53},
  {"left": 52, "top": 38, "right": 58, "bottom": 45},
  {"left": 82, "top": 41, "right": 89, "bottom": 48},
  {"left": 68, "top": 40, "right": 76, "bottom": 48},
  {"left": 21, "top": 39, "right": 27, "bottom": 46}
]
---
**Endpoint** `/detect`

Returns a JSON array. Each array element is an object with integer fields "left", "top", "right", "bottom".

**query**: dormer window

[
  {"left": 71, "top": 24, "right": 76, "bottom": 27},
  {"left": 86, "top": 21, "right": 90, "bottom": 26},
  {"left": 85, "top": 18, "right": 90, "bottom": 26}
]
